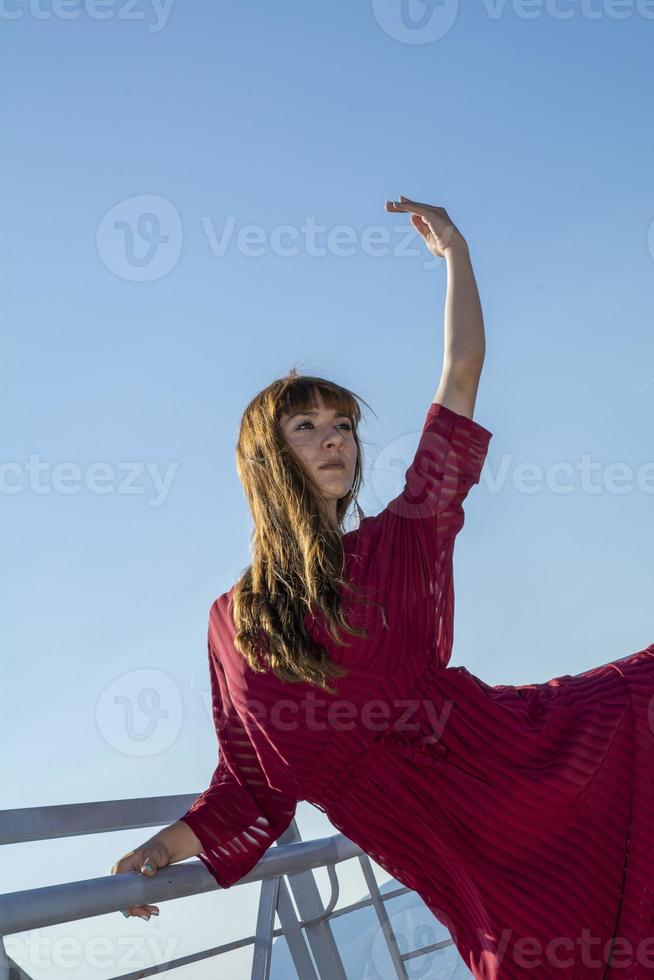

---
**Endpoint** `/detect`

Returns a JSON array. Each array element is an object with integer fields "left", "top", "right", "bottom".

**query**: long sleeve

[
  {"left": 370, "top": 401, "right": 492, "bottom": 579},
  {"left": 179, "top": 613, "right": 298, "bottom": 888},
  {"left": 365, "top": 401, "right": 493, "bottom": 668},
  {"left": 386, "top": 401, "right": 492, "bottom": 545}
]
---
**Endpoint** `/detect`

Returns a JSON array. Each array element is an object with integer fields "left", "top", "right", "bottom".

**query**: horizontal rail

[
  {"left": 0, "top": 832, "right": 362, "bottom": 935},
  {"left": 0, "top": 795, "right": 198, "bottom": 845}
]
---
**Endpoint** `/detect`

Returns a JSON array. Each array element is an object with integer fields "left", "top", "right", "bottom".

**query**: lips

[{"left": 319, "top": 461, "right": 345, "bottom": 470}]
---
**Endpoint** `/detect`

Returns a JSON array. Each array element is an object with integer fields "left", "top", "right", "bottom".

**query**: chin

[{"left": 317, "top": 472, "right": 349, "bottom": 491}]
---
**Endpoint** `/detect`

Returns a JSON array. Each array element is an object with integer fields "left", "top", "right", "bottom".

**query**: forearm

[
  {"left": 143, "top": 819, "right": 202, "bottom": 864},
  {"left": 442, "top": 239, "right": 486, "bottom": 373}
]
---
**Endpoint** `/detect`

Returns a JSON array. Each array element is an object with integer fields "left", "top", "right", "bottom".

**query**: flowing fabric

[{"left": 180, "top": 401, "right": 654, "bottom": 979}]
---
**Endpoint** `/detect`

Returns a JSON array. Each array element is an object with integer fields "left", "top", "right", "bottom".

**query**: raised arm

[{"left": 385, "top": 197, "right": 486, "bottom": 420}]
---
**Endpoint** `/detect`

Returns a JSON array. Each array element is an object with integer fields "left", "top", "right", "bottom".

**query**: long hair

[{"left": 231, "top": 367, "right": 389, "bottom": 695}]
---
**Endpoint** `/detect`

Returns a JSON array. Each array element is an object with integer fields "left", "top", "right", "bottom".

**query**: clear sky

[{"left": 2, "top": 1, "right": 654, "bottom": 977}]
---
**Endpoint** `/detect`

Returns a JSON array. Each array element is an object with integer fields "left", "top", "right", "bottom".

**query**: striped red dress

[{"left": 180, "top": 401, "right": 654, "bottom": 979}]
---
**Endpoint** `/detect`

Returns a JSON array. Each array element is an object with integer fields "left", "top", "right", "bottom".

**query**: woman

[{"left": 111, "top": 198, "right": 654, "bottom": 979}]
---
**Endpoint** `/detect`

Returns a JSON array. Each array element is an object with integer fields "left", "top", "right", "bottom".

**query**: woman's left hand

[{"left": 385, "top": 196, "right": 467, "bottom": 258}]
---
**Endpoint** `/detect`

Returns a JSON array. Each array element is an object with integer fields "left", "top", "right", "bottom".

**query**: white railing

[{"left": 0, "top": 796, "right": 456, "bottom": 979}]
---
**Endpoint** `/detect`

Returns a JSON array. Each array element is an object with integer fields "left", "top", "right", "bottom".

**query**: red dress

[{"left": 180, "top": 401, "right": 654, "bottom": 980}]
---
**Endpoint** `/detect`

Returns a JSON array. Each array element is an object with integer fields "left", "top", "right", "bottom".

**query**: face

[{"left": 279, "top": 393, "right": 358, "bottom": 522}]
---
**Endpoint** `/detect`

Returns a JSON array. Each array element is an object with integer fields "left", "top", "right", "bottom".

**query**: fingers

[
  {"left": 410, "top": 214, "right": 429, "bottom": 238},
  {"left": 121, "top": 905, "right": 160, "bottom": 920},
  {"left": 398, "top": 195, "right": 446, "bottom": 211},
  {"left": 113, "top": 848, "right": 163, "bottom": 921},
  {"left": 385, "top": 200, "right": 417, "bottom": 212},
  {"left": 385, "top": 196, "right": 447, "bottom": 214}
]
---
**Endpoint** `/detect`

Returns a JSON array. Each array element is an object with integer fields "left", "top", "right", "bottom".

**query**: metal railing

[{"left": 0, "top": 795, "right": 456, "bottom": 979}]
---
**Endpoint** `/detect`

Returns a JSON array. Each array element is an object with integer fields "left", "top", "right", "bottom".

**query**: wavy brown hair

[{"left": 231, "top": 367, "right": 389, "bottom": 694}]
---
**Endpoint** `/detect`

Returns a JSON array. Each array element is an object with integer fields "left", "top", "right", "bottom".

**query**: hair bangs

[{"left": 275, "top": 376, "right": 361, "bottom": 430}]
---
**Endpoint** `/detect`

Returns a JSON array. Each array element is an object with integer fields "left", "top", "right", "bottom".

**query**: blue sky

[{"left": 2, "top": 1, "right": 654, "bottom": 976}]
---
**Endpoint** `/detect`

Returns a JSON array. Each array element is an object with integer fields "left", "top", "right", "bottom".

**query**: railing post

[
  {"left": 273, "top": 878, "right": 319, "bottom": 978},
  {"left": 0, "top": 938, "right": 8, "bottom": 980},
  {"left": 275, "top": 821, "right": 347, "bottom": 979},
  {"left": 0, "top": 936, "right": 32, "bottom": 980},
  {"left": 358, "top": 854, "right": 409, "bottom": 979},
  {"left": 251, "top": 875, "right": 281, "bottom": 980}
]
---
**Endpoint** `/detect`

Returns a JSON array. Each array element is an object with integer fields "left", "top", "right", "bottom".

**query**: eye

[{"left": 295, "top": 420, "right": 352, "bottom": 431}]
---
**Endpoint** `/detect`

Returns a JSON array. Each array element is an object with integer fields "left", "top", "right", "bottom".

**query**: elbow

[{"left": 447, "top": 357, "right": 484, "bottom": 385}]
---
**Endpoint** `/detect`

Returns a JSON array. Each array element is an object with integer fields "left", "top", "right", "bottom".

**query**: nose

[{"left": 323, "top": 429, "right": 345, "bottom": 449}]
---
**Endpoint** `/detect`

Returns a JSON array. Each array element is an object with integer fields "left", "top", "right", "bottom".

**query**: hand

[
  {"left": 385, "top": 196, "right": 467, "bottom": 258},
  {"left": 111, "top": 840, "right": 170, "bottom": 920}
]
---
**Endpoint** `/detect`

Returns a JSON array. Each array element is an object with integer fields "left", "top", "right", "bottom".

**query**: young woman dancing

[{"left": 111, "top": 197, "right": 654, "bottom": 979}]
